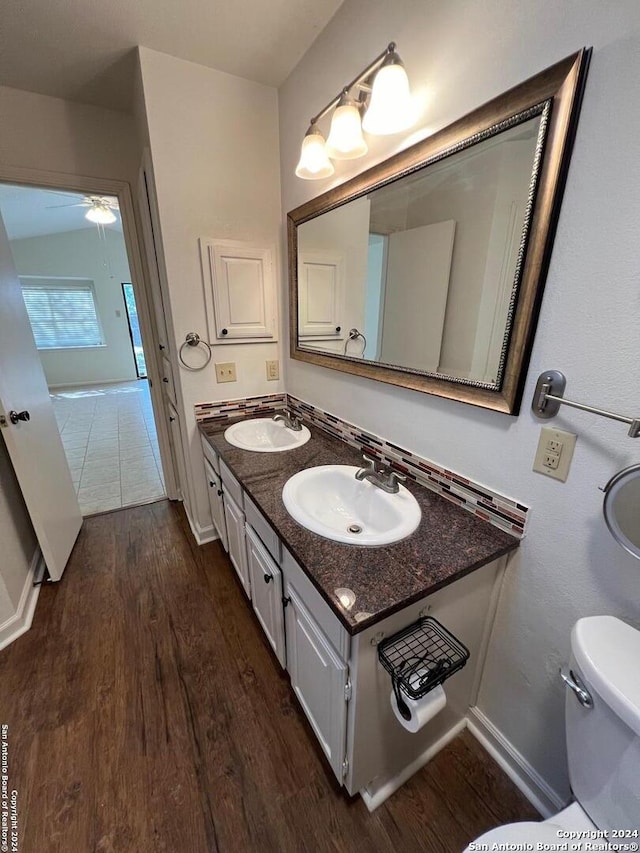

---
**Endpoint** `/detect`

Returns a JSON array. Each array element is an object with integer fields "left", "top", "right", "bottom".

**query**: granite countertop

[{"left": 199, "top": 418, "right": 519, "bottom": 635}]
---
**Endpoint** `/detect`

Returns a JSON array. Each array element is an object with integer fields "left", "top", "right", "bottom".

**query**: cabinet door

[
  {"left": 167, "top": 401, "right": 188, "bottom": 502},
  {"left": 298, "top": 251, "right": 344, "bottom": 339},
  {"left": 201, "top": 238, "right": 277, "bottom": 343},
  {"left": 204, "top": 459, "right": 228, "bottom": 552},
  {"left": 245, "top": 526, "right": 286, "bottom": 668},
  {"left": 284, "top": 584, "right": 349, "bottom": 783},
  {"left": 222, "top": 491, "right": 251, "bottom": 598}
]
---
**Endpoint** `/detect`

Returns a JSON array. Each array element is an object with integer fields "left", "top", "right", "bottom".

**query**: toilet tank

[{"left": 566, "top": 616, "right": 640, "bottom": 830}]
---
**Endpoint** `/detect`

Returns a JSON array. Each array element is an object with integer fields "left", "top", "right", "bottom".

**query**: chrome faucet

[
  {"left": 273, "top": 408, "right": 303, "bottom": 432},
  {"left": 355, "top": 453, "right": 406, "bottom": 494}
]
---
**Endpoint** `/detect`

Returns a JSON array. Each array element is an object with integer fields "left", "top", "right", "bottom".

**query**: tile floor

[{"left": 51, "top": 380, "right": 165, "bottom": 516}]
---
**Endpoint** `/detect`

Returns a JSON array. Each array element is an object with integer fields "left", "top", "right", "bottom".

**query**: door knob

[{"left": 9, "top": 410, "right": 30, "bottom": 424}]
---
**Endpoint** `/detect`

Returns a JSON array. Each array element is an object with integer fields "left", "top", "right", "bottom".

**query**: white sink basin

[
  {"left": 282, "top": 465, "right": 421, "bottom": 546},
  {"left": 224, "top": 417, "right": 311, "bottom": 453}
]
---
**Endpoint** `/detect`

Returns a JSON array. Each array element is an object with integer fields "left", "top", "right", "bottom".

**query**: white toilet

[{"left": 465, "top": 615, "right": 640, "bottom": 848}]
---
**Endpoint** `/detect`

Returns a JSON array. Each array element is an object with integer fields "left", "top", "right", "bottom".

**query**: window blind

[{"left": 21, "top": 279, "right": 104, "bottom": 349}]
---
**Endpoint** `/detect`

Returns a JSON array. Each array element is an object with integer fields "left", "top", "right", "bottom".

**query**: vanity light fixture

[
  {"left": 295, "top": 122, "right": 335, "bottom": 180},
  {"left": 295, "top": 42, "right": 414, "bottom": 180},
  {"left": 325, "top": 89, "right": 368, "bottom": 160}
]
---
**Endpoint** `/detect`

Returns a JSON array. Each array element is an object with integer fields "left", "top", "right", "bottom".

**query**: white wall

[
  {"left": 280, "top": 0, "right": 640, "bottom": 800},
  {"left": 9, "top": 227, "right": 137, "bottom": 387},
  {"left": 138, "top": 48, "right": 283, "bottom": 531},
  {"left": 0, "top": 85, "right": 140, "bottom": 185},
  {"left": 0, "top": 85, "right": 141, "bottom": 643}
]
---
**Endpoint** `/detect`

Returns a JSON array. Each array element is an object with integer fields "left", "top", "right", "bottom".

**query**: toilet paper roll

[{"left": 390, "top": 682, "right": 447, "bottom": 733}]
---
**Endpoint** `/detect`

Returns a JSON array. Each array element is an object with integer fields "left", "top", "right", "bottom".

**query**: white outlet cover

[{"left": 533, "top": 426, "right": 577, "bottom": 482}]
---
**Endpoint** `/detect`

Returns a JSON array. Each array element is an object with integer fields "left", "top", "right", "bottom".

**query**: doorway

[{"left": 0, "top": 183, "right": 167, "bottom": 516}]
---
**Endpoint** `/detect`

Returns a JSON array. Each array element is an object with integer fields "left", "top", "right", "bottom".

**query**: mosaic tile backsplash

[
  {"left": 194, "top": 393, "right": 286, "bottom": 423},
  {"left": 195, "top": 392, "right": 529, "bottom": 537}
]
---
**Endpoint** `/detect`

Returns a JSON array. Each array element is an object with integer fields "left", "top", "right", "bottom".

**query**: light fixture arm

[{"left": 306, "top": 43, "right": 397, "bottom": 128}]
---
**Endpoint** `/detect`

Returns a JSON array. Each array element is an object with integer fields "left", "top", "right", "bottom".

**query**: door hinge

[
  {"left": 341, "top": 755, "right": 349, "bottom": 781},
  {"left": 344, "top": 676, "right": 352, "bottom": 702}
]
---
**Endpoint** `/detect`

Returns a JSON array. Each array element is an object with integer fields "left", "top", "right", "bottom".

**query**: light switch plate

[
  {"left": 533, "top": 426, "right": 577, "bottom": 482},
  {"left": 266, "top": 359, "right": 279, "bottom": 381},
  {"left": 215, "top": 362, "right": 237, "bottom": 383}
]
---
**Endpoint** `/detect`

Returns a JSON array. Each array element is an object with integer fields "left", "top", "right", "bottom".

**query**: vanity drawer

[
  {"left": 220, "top": 459, "right": 243, "bottom": 508},
  {"left": 200, "top": 434, "right": 220, "bottom": 474},
  {"left": 282, "top": 546, "right": 350, "bottom": 662},
  {"left": 244, "top": 494, "right": 281, "bottom": 563}
]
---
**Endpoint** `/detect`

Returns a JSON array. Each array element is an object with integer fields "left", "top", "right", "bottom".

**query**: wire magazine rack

[{"left": 378, "top": 617, "right": 470, "bottom": 721}]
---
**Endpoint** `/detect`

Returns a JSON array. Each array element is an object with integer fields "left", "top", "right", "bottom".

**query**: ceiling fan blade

[
  {"left": 45, "top": 202, "right": 89, "bottom": 209},
  {"left": 43, "top": 189, "right": 87, "bottom": 200}
]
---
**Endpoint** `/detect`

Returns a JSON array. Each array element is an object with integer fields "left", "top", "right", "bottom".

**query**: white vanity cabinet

[
  {"left": 200, "top": 437, "right": 508, "bottom": 804},
  {"left": 245, "top": 526, "right": 286, "bottom": 668},
  {"left": 284, "top": 585, "right": 350, "bottom": 781},
  {"left": 222, "top": 491, "right": 251, "bottom": 599},
  {"left": 203, "top": 459, "right": 228, "bottom": 552}
]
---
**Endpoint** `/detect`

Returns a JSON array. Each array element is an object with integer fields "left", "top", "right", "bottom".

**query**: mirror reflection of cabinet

[{"left": 298, "top": 251, "right": 344, "bottom": 340}]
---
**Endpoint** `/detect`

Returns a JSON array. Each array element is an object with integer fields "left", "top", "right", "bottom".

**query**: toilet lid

[{"left": 465, "top": 821, "right": 562, "bottom": 849}]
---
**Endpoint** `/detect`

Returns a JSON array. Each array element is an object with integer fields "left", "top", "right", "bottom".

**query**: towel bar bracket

[{"left": 532, "top": 370, "right": 640, "bottom": 438}]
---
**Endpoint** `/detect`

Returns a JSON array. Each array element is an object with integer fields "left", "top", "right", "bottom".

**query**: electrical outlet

[
  {"left": 533, "top": 427, "right": 577, "bottom": 482},
  {"left": 266, "top": 359, "right": 279, "bottom": 381},
  {"left": 215, "top": 362, "right": 237, "bottom": 383}
]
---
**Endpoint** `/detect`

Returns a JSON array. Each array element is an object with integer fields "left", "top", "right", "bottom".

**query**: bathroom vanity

[{"left": 199, "top": 418, "right": 518, "bottom": 808}]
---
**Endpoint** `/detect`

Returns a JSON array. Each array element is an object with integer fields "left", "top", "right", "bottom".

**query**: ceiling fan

[{"left": 45, "top": 193, "right": 119, "bottom": 225}]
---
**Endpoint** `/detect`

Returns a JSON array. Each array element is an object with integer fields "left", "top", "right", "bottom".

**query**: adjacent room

[{"left": 0, "top": 184, "right": 165, "bottom": 515}]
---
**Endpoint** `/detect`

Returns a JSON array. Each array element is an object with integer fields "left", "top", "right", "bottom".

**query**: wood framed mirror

[{"left": 287, "top": 49, "right": 591, "bottom": 415}]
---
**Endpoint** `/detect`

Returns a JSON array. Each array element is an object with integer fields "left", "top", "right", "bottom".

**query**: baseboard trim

[
  {"left": 185, "top": 508, "right": 219, "bottom": 546},
  {"left": 48, "top": 378, "right": 138, "bottom": 390},
  {"left": 360, "top": 719, "right": 466, "bottom": 812},
  {"left": 0, "top": 549, "right": 44, "bottom": 652},
  {"left": 466, "top": 706, "right": 565, "bottom": 818}
]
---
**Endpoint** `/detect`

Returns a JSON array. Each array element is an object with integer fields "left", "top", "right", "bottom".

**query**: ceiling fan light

[
  {"left": 295, "top": 124, "right": 335, "bottom": 180},
  {"left": 85, "top": 204, "right": 117, "bottom": 225},
  {"left": 325, "top": 94, "right": 368, "bottom": 160},
  {"left": 362, "top": 54, "right": 415, "bottom": 136}
]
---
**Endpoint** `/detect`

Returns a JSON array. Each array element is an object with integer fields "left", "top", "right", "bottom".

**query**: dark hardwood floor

[{"left": 0, "top": 500, "right": 537, "bottom": 852}]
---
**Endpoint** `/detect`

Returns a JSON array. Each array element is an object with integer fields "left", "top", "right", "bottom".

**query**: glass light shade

[
  {"left": 362, "top": 61, "right": 415, "bottom": 135},
  {"left": 85, "top": 204, "right": 117, "bottom": 225},
  {"left": 325, "top": 102, "right": 368, "bottom": 160},
  {"left": 295, "top": 128, "right": 335, "bottom": 180}
]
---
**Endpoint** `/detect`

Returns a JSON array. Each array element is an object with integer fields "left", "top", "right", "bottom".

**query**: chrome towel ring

[
  {"left": 343, "top": 328, "right": 367, "bottom": 356},
  {"left": 178, "top": 331, "right": 213, "bottom": 371}
]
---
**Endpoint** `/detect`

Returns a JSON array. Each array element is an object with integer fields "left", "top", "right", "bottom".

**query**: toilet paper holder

[{"left": 378, "top": 617, "right": 470, "bottom": 721}]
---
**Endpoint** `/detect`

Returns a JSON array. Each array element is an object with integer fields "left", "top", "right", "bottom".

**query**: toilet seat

[{"left": 465, "top": 821, "right": 563, "bottom": 849}]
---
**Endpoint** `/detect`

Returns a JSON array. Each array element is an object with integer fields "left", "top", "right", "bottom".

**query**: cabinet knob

[
  {"left": 335, "top": 326, "right": 341, "bottom": 333},
  {"left": 9, "top": 410, "right": 30, "bottom": 424},
  {"left": 282, "top": 595, "right": 291, "bottom": 608},
  {"left": 162, "top": 377, "right": 169, "bottom": 383},
  {"left": 217, "top": 489, "right": 223, "bottom": 497},
  {"left": 169, "top": 416, "right": 176, "bottom": 422},
  {"left": 209, "top": 480, "right": 215, "bottom": 488},
  {"left": 159, "top": 343, "right": 165, "bottom": 350},
  {"left": 263, "top": 573, "right": 273, "bottom": 584},
  {"left": 221, "top": 328, "right": 228, "bottom": 336}
]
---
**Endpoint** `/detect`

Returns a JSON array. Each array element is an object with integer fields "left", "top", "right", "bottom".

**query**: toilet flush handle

[{"left": 559, "top": 668, "right": 593, "bottom": 709}]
